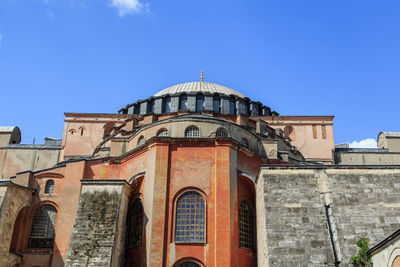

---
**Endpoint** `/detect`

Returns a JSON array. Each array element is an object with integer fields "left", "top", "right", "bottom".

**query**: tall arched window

[
  {"left": 175, "top": 191, "right": 205, "bottom": 243},
  {"left": 185, "top": 126, "right": 199, "bottom": 138},
  {"left": 216, "top": 127, "right": 228, "bottom": 138},
  {"left": 239, "top": 200, "right": 254, "bottom": 249},
  {"left": 44, "top": 180, "right": 54, "bottom": 194},
  {"left": 127, "top": 198, "right": 143, "bottom": 248},
  {"left": 28, "top": 205, "right": 57, "bottom": 249}
]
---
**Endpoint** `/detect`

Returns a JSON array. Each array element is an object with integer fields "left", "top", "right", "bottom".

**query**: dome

[{"left": 153, "top": 82, "right": 247, "bottom": 98}]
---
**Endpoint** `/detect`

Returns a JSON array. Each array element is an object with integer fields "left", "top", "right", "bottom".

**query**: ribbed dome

[{"left": 153, "top": 82, "right": 247, "bottom": 98}]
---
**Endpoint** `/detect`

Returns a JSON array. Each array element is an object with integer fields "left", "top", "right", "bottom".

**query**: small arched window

[
  {"left": 127, "top": 198, "right": 144, "bottom": 248},
  {"left": 79, "top": 127, "right": 85, "bottom": 136},
  {"left": 178, "top": 262, "right": 201, "bottom": 267},
  {"left": 157, "top": 129, "right": 168, "bottom": 137},
  {"left": 216, "top": 127, "right": 228, "bottom": 138},
  {"left": 284, "top": 125, "right": 295, "bottom": 141},
  {"left": 28, "top": 205, "right": 57, "bottom": 249},
  {"left": 240, "top": 138, "right": 249, "bottom": 148},
  {"left": 175, "top": 191, "right": 205, "bottom": 243},
  {"left": 44, "top": 180, "right": 54, "bottom": 194},
  {"left": 185, "top": 126, "right": 199, "bottom": 138},
  {"left": 69, "top": 129, "right": 76, "bottom": 135},
  {"left": 137, "top": 136, "right": 145, "bottom": 146},
  {"left": 239, "top": 200, "right": 254, "bottom": 249}
]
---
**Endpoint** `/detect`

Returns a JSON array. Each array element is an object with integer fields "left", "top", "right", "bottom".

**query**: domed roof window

[{"left": 153, "top": 82, "right": 246, "bottom": 98}]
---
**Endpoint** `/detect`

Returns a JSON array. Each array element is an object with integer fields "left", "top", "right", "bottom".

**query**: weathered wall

[
  {"left": 257, "top": 167, "right": 400, "bottom": 266},
  {"left": 65, "top": 180, "right": 129, "bottom": 267},
  {"left": 0, "top": 182, "right": 33, "bottom": 267},
  {"left": 0, "top": 147, "right": 61, "bottom": 179},
  {"left": 257, "top": 168, "right": 335, "bottom": 266},
  {"left": 335, "top": 151, "right": 400, "bottom": 165}
]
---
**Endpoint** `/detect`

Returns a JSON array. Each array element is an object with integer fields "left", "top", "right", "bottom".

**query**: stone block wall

[
  {"left": 257, "top": 167, "right": 400, "bottom": 266},
  {"left": 65, "top": 180, "right": 129, "bottom": 267},
  {"left": 258, "top": 169, "right": 335, "bottom": 266}
]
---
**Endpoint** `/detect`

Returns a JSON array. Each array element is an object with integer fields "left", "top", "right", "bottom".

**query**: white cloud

[
  {"left": 110, "top": 0, "right": 147, "bottom": 16},
  {"left": 349, "top": 138, "right": 377, "bottom": 148}
]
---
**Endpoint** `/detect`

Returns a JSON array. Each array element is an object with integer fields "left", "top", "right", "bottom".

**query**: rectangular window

[
  {"left": 322, "top": 125, "right": 327, "bottom": 139},
  {"left": 312, "top": 125, "right": 317, "bottom": 139}
]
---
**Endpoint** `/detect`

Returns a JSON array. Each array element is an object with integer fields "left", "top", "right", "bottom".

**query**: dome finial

[{"left": 200, "top": 71, "right": 204, "bottom": 82}]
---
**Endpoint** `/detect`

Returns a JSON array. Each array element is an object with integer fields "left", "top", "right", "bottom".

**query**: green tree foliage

[{"left": 350, "top": 238, "right": 372, "bottom": 266}]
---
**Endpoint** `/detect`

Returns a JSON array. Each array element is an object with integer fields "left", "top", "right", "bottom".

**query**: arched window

[
  {"left": 69, "top": 129, "right": 76, "bottom": 135},
  {"left": 284, "top": 125, "right": 295, "bottom": 141},
  {"left": 137, "top": 136, "right": 145, "bottom": 146},
  {"left": 185, "top": 126, "right": 199, "bottom": 138},
  {"left": 44, "top": 180, "right": 54, "bottom": 194},
  {"left": 127, "top": 198, "right": 143, "bottom": 248},
  {"left": 216, "top": 127, "right": 228, "bottom": 138},
  {"left": 157, "top": 129, "right": 168, "bottom": 137},
  {"left": 28, "top": 205, "right": 57, "bottom": 249},
  {"left": 178, "top": 262, "right": 201, "bottom": 267},
  {"left": 239, "top": 200, "right": 254, "bottom": 249},
  {"left": 240, "top": 138, "right": 249, "bottom": 148},
  {"left": 79, "top": 126, "right": 85, "bottom": 136},
  {"left": 175, "top": 191, "right": 205, "bottom": 243}
]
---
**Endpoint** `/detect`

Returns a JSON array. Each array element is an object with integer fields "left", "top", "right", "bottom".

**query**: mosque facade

[{"left": 0, "top": 80, "right": 399, "bottom": 267}]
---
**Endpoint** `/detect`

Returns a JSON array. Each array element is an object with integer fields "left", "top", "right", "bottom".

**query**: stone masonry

[
  {"left": 257, "top": 166, "right": 400, "bottom": 266},
  {"left": 65, "top": 180, "right": 129, "bottom": 267}
]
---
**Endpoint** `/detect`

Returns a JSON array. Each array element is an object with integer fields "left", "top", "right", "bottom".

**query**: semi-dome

[{"left": 153, "top": 81, "right": 247, "bottom": 98}]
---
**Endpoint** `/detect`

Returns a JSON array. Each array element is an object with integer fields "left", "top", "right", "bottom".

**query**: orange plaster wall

[{"left": 166, "top": 145, "right": 215, "bottom": 266}]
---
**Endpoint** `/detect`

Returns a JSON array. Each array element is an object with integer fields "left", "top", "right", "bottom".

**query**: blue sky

[{"left": 0, "top": 0, "right": 399, "bottom": 146}]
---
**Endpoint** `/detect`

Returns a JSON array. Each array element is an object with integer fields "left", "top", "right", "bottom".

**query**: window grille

[
  {"left": 127, "top": 198, "right": 143, "bottom": 248},
  {"left": 138, "top": 136, "right": 145, "bottom": 146},
  {"left": 185, "top": 126, "right": 199, "bottom": 138},
  {"left": 44, "top": 180, "right": 54, "bottom": 194},
  {"left": 175, "top": 191, "right": 205, "bottom": 243},
  {"left": 239, "top": 201, "right": 254, "bottom": 249},
  {"left": 28, "top": 205, "right": 57, "bottom": 249},
  {"left": 157, "top": 129, "right": 168, "bottom": 137},
  {"left": 178, "top": 262, "right": 201, "bottom": 267},
  {"left": 216, "top": 128, "right": 228, "bottom": 138}
]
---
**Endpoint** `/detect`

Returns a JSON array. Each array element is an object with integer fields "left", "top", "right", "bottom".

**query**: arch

[
  {"left": 157, "top": 128, "right": 169, "bottom": 137},
  {"left": 388, "top": 248, "right": 400, "bottom": 267},
  {"left": 239, "top": 200, "right": 254, "bottom": 249},
  {"left": 174, "top": 190, "right": 206, "bottom": 243},
  {"left": 10, "top": 206, "right": 30, "bottom": 253},
  {"left": 393, "top": 256, "right": 400, "bottom": 267},
  {"left": 137, "top": 135, "right": 145, "bottom": 146},
  {"left": 216, "top": 127, "right": 228, "bottom": 138},
  {"left": 103, "top": 122, "right": 116, "bottom": 138},
  {"left": 44, "top": 180, "right": 54, "bottom": 194},
  {"left": 28, "top": 204, "right": 58, "bottom": 249},
  {"left": 126, "top": 198, "right": 144, "bottom": 248},
  {"left": 240, "top": 137, "right": 249, "bottom": 148},
  {"left": 185, "top": 126, "right": 200, "bottom": 138},
  {"left": 173, "top": 257, "right": 205, "bottom": 267},
  {"left": 68, "top": 129, "right": 76, "bottom": 135},
  {"left": 283, "top": 125, "right": 295, "bottom": 141}
]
